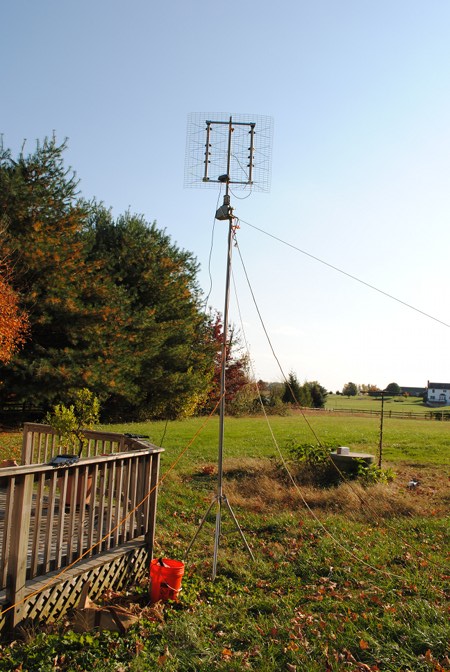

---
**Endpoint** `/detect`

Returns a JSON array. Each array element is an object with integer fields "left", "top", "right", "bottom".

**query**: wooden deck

[
  {"left": 0, "top": 484, "right": 144, "bottom": 575},
  {"left": 0, "top": 425, "right": 163, "bottom": 631}
]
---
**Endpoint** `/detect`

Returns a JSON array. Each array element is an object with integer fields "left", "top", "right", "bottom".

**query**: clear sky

[{"left": 2, "top": 0, "right": 450, "bottom": 392}]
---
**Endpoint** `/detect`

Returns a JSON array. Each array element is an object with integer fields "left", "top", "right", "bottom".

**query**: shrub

[
  {"left": 46, "top": 388, "right": 100, "bottom": 457},
  {"left": 288, "top": 441, "right": 336, "bottom": 486},
  {"left": 356, "top": 460, "right": 396, "bottom": 486}
]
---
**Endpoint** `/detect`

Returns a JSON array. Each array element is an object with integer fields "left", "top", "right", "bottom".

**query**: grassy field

[
  {"left": 2, "top": 404, "right": 450, "bottom": 466},
  {"left": 107, "top": 412, "right": 450, "bottom": 467},
  {"left": 326, "top": 393, "right": 444, "bottom": 415},
  {"left": 0, "top": 414, "right": 448, "bottom": 671}
]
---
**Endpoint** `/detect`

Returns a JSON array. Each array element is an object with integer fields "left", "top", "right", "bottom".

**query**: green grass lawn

[
  {"left": 2, "top": 408, "right": 450, "bottom": 467},
  {"left": 0, "top": 414, "right": 448, "bottom": 671}
]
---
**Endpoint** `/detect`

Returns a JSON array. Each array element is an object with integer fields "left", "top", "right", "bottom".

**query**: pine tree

[
  {"left": 0, "top": 138, "right": 136, "bottom": 408},
  {"left": 0, "top": 137, "right": 220, "bottom": 419},
  {"left": 305, "top": 380, "right": 328, "bottom": 408},
  {"left": 85, "top": 207, "right": 216, "bottom": 419},
  {"left": 282, "top": 372, "right": 303, "bottom": 404}
]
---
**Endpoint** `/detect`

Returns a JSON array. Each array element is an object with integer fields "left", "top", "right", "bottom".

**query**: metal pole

[
  {"left": 216, "top": 117, "right": 233, "bottom": 501},
  {"left": 378, "top": 390, "right": 385, "bottom": 468},
  {"left": 213, "top": 117, "right": 234, "bottom": 579},
  {"left": 216, "top": 213, "right": 233, "bottom": 500}
]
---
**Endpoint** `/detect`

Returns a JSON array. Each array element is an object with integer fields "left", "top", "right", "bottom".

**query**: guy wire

[
  {"left": 203, "top": 186, "right": 222, "bottom": 312},
  {"left": 232, "top": 223, "right": 321, "bottom": 446},
  {"left": 239, "top": 218, "right": 450, "bottom": 330}
]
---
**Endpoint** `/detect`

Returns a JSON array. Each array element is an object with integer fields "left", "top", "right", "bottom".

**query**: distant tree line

[{"left": 339, "top": 382, "right": 403, "bottom": 397}]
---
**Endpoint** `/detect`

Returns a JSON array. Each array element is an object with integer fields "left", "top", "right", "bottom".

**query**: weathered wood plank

[
  {"left": 30, "top": 473, "right": 46, "bottom": 577},
  {"left": 104, "top": 461, "right": 115, "bottom": 552},
  {"left": 113, "top": 460, "right": 124, "bottom": 547},
  {"left": 43, "top": 473, "right": 58, "bottom": 573},
  {"left": 128, "top": 458, "right": 138, "bottom": 541},
  {"left": 6, "top": 472, "right": 34, "bottom": 628},
  {"left": 146, "top": 453, "right": 161, "bottom": 552},
  {"left": 0, "top": 478, "right": 15, "bottom": 586},
  {"left": 96, "top": 463, "right": 107, "bottom": 551}
]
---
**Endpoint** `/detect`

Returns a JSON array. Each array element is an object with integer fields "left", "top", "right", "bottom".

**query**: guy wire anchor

[{"left": 185, "top": 490, "right": 255, "bottom": 580}]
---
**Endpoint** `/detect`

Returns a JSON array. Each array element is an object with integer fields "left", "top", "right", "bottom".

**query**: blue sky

[{"left": 2, "top": 0, "right": 450, "bottom": 391}]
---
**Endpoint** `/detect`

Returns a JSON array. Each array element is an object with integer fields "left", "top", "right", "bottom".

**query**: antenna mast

[{"left": 184, "top": 113, "right": 273, "bottom": 578}]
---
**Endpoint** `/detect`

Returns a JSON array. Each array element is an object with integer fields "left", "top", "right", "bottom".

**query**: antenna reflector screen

[{"left": 184, "top": 112, "right": 273, "bottom": 192}]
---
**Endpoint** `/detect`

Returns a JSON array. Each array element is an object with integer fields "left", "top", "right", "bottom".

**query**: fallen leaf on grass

[
  {"left": 158, "top": 645, "right": 171, "bottom": 666},
  {"left": 340, "top": 649, "right": 357, "bottom": 663},
  {"left": 201, "top": 465, "right": 215, "bottom": 475}
]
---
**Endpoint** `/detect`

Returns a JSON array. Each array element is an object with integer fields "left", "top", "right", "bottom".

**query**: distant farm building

[
  {"left": 400, "top": 385, "right": 426, "bottom": 397},
  {"left": 426, "top": 381, "right": 450, "bottom": 406}
]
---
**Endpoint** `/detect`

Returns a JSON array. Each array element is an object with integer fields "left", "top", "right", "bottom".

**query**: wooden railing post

[
  {"left": 145, "top": 452, "right": 161, "bottom": 556},
  {"left": 21, "top": 424, "right": 34, "bottom": 465},
  {"left": 6, "top": 472, "right": 34, "bottom": 629}
]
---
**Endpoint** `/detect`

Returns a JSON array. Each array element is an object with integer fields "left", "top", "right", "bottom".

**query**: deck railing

[
  {"left": 0, "top": 424, "right": 163, "bottom": 628},
  {"left": 20, "top": 422, "right": 138, "bottom": 464}
]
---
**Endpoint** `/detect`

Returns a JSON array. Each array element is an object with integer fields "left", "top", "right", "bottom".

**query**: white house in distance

[{"left": 426, "top": 381, "right": 450, "bottom": 406}]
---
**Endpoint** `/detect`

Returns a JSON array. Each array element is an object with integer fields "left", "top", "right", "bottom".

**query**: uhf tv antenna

[{"left": 184, "top": 113, "right": 273, "bottom": 578}]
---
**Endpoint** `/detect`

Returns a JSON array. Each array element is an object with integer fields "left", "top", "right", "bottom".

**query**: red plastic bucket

[{"left": 150, "top": 558, "right": 185, "bottom": 603}]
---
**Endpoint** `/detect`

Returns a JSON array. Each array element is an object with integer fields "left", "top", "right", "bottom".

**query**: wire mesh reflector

[{"left": 184, "top": 112, "right": 273, "bottom": 192}]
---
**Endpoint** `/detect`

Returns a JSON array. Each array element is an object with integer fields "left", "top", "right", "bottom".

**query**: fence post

[{"left": 6, "top": 472, "right": 34, "bottom": 629}]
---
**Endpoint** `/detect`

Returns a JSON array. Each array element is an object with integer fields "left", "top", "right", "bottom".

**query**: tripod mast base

[{"left": 185, "top": 493, "right": 254, "bottom": 580}]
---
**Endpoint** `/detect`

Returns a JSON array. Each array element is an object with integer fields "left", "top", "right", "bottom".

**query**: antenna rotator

[{"left": 215, "top": 195, "right": 233, "bottom": 221}]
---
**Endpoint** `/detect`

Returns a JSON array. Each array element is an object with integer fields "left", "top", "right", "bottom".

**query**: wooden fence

[
  {"left": 0, "top": 424, "right": 163, "bottom": 631},
  {"left": 326, "top": 407, "right": 450, "bottom": 421}
]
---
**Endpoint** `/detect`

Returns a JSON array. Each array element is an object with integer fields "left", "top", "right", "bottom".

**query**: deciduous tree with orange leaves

[
  {"left": 0, "top": 257, "right": 29, "bottom": 364},
  {"left": 199, "top": 312, "right": 250, "bottom": 415}
]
